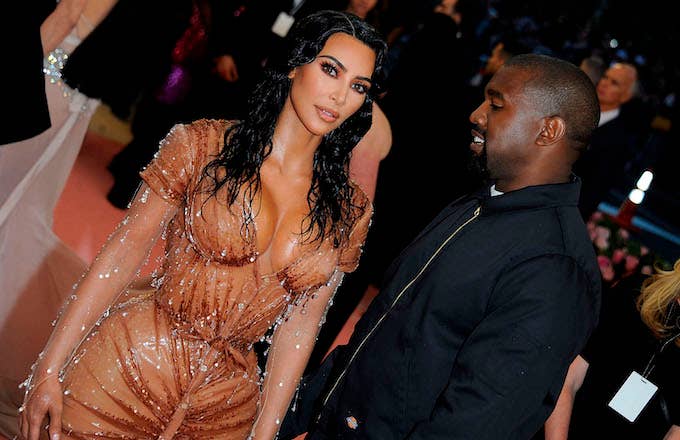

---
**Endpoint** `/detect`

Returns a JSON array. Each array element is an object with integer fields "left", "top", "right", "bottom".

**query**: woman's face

[{"left": 287, "top": 32, "right": 376, "bottom": 137}]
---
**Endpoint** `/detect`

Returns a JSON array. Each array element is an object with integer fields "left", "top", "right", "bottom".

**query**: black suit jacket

[
  {"left": 573, "top": 115, "right": 639, "bottom": 220},
  {"left": 282, "top": 180, "right": 601, "bottom": 439}
]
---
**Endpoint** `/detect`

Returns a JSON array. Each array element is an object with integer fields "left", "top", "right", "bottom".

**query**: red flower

[
  {"left": 597, "top": 255, "right": 615, "bottom": 281},
  {"left": 625, "top": 255, "right": 640, "bottom": 272},
  {"left": 612, "top": 249, "right": 626, "bottom": 264}
]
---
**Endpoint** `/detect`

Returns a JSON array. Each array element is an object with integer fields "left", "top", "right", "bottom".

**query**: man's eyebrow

[
  {"left": 319, "top": 55, "right": 372, "bottom": 83},
  {"left": 487, "top": 88, "right": 504, "bottom": 100}
]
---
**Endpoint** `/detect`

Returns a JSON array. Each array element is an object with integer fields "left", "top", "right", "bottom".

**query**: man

[
  {"left": 573, "top": 61, "right": 642, "bottom": 220},
  {"left": 281, "top": 54, "right": 602, "bottom": 439}
]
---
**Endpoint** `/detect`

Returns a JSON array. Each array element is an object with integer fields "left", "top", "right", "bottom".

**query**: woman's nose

[{"left": 330, "top": 84, "right": 348, "bottom": 106}]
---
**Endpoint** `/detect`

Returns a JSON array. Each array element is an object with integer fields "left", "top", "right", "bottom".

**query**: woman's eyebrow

[
  {"left": 319, "top": 55, "right": 372, "bottom": 82},
  {"left": 319, "top": 55, "right": 346, "bottom": 71}
]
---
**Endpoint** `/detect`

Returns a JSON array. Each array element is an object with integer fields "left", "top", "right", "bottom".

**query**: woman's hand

[{"left": 19, "top": 374, "right": 63, "bottom": 440}]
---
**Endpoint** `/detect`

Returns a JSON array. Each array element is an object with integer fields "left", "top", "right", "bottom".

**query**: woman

[
  {"left": 19, "top": 11, "right": 386, "bottom": 440},
  {"left": 544, "top": 260, "right": 680, "bottom": 439}
]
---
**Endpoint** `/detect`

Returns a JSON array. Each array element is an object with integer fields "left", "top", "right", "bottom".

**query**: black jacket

[
  {"left": 283, "top": 179, "right": 601, "bottom": 439},
  {"left": 573, "top": 114, "right": 641, "bottom": 220}
]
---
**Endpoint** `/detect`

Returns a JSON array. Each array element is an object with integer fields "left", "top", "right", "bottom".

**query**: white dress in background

[{"left": 0, "top": 30, "right": 98, "bottom": 437}]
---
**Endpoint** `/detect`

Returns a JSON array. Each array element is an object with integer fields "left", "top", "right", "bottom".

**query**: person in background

[
  {"left": 579, "top": 55, "right": 606, "bottom": 85},
  {"left": 466, "top": 36, "right": 529, "bottom": 105},
  {"left": 544, "top": 260, "right": 680, "bottom": 439},
  {"left": 573, "top": 61, "right": 643, "bottom": 220},
  {"left": 345, "top": 0, "right": 387, "bottom": 32},
  {"left": 102, "top": 0, "right": 210, "bottom": 209}
]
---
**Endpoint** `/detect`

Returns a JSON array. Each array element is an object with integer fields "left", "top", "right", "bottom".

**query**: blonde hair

[{"left": 637, "top": 259, "right": 680, "bottom": 347}]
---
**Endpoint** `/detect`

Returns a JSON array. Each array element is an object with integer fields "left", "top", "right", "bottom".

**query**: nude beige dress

[{"left": 57, "top": 119, "right": 370, "bottom": 439}]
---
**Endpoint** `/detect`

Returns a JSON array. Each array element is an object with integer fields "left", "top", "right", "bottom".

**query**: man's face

[
  {"left": 596, "top": 63, "right": 637, "bottom": 111},
  {"left": 468, "top": 66, "right": 542, "bottom": 189}
]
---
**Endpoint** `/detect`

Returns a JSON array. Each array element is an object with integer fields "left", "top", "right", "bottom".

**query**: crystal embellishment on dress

[{"left": 43, "top": 48, "right": 68, "bottom": 83}]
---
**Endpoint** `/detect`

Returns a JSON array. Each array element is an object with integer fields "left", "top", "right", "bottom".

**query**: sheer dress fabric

[
  {"left": 0, "top": 30, "right": 96, "bottom": 438},
  {"left": 57, "top": 119, "right": 371, "bottom": 439}
]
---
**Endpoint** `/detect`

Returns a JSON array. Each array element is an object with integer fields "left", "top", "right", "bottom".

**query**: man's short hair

[{"left": 504, "top": 54, "right": 600, "bottom": 152}]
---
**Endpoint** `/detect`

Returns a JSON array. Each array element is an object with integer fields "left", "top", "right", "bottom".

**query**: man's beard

[{"left": 466, "top": 144, "right": 490, "bottom": 183}]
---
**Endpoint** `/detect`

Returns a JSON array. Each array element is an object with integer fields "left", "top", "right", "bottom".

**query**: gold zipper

[{"left": 318, "top": 205, "right": 482, "bottom": 414}]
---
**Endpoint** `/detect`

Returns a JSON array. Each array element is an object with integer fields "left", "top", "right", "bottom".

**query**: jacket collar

[{"left": 471, "top": 176, "right": 582, "bottom": 214}]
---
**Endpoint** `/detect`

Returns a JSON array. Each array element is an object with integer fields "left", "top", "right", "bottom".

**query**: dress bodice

[{"left": 140, "top": 119, "right": 371, "bottom": 350}]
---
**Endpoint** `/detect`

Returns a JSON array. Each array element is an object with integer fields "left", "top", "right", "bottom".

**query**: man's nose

[{"left": 469, "top": 101, "right": 486, "bottom": 126}]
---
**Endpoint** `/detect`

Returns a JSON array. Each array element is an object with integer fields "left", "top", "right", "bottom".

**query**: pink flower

[
  {"left": 612, "top": 249, "right": 626, "bottom": 264},
  {"left": 591, "top": 211, "right": 604, "bottom": 221},
  {"left": 597, "top": 255, "right": 615, "bottom": 281},
  {"left": 640, "top": 246, "right": 649, "bottom": 256},
  {"left": 618, "top": 228, "right": 630, "bottom": 240},
  {"left": 625, "top": 255, "right": 640, "bottom": 272},
  {"left": 641, "top": 265, "right": 653, "bottom": 275},
  {"left": 594, "top": 226, "right": 611, "bottom": 250}
]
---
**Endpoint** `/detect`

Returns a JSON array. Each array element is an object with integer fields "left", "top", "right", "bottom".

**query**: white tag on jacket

[
  {"left": 608, "top": 371, "right": 658, "bottom": 422},
  {"left": 272, "top": 12, "right": 295, "bottom": 37}
]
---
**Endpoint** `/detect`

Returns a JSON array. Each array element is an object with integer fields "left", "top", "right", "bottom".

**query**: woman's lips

[{"left": 316, "top": 105, "right": 339, "bottom": 122}]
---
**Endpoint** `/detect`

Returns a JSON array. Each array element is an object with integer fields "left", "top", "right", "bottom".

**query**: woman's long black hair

[{"left": 202, "top": 11, "right": 386, "bottom": 247}]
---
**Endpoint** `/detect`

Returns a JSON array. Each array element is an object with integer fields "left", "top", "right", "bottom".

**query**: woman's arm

[
  {"left": 250, "top": 271, "right": 345, "bottom": 440},
  {"left": 544, "top": 355, "right": 590, "bottom": 440},
  {"left": 40, "top": 0, "right": 117, "bottom": 54},
  {"left": 20, "top": 185, "right": 177, "bottom": 440},
  {"left": 349, "top": 103, "right": 392, "bottom": 202}
]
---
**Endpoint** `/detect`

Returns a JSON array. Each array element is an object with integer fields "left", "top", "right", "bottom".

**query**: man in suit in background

[{"left": 574, "top": 61, "right": 644, "bottom": 220}]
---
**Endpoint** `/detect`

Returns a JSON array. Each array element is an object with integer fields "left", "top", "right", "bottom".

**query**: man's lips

[
  {"left": 316, "top": 105, "right": 339, "bottom": 122},
  {"left": 470, "top": 129, "right": 485, "bottom": 154}
]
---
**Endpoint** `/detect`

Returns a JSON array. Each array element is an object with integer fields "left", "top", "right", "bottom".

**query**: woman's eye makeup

[
  {"left": 352, "top": 83, "right": 369, "bottom": 94},
  {"left": 321, "top": 61, "right": 338, "bottom": 77},
  {"left": 319, "top": 59, "right": 370, "bottom": 94}
]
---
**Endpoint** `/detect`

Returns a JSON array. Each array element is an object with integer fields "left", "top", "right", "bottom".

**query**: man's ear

[
  {"left": 288, "top": 67, "right": 297, "bottom": 79},
  {"left": 537, "top": 116, "right": 566, "bottom": 146}
]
